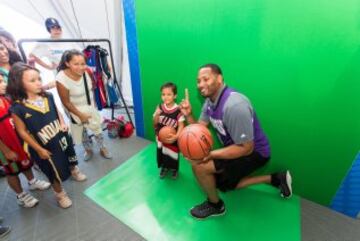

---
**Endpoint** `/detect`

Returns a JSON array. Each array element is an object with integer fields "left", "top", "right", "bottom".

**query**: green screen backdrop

[{"left": 134, "top": 0, "right": 360, "bottom": 205}]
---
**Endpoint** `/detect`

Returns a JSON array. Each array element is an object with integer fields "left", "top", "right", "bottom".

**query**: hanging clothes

[{"left": 83, "top": 45, "right": 116, "bottom": 110}]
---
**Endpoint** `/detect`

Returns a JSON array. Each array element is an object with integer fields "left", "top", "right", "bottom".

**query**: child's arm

[
  {"left": 176, "top": 120, "right": 185, "bottom": 137},
  {"left": 56, "top": 82, "right": 91, "bottom": 124},
  {"left": 166, "top": 120, "right": 185, "bottom": 144},
  {"left": 55, "top": 102, "right": 68, "bottom": 132},
  {"left": 47, "top": 92, "right": 67, "bottom": 131},
  {"left": 0, "top": 140, "right": 17, "bottom": 161},
  {"left": 153, "top": 105, "right": 162, "bottom": 127},
  {"left": 12, "top": 114, "right": 52, "bottom": 160}
]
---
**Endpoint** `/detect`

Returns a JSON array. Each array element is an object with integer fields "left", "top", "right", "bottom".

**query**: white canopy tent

[{"left": 0, "top": 0, "right": 133, "bottom": 106}]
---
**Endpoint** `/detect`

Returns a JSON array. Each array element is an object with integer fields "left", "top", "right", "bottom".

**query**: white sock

[
  {"left": 17, "top": 192, "right": 26, "bottom": 198},
  {"left": 28, "top": 178, "right": 37, "bottom": 185}
]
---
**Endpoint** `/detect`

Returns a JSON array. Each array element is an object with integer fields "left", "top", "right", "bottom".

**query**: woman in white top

[{"left": 56, "top": 50, "right": 111, "bottom": 160}]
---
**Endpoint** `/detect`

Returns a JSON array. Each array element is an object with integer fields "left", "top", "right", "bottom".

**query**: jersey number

[{"left": 59, "top": 136, "right": 68, "bottom": 151}]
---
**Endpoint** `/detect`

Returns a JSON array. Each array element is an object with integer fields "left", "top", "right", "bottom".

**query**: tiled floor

[{"left": 0, "top": 134, "right": 150, "bottom": 241}]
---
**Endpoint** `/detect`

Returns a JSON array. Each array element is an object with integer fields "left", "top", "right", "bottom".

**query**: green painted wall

[{"left": 135, "top": 0, "right": 360, "bottom": 205}]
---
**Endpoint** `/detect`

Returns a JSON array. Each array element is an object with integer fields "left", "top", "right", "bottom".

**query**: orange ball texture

[
  {"left": 158, "top": 126, "right": 177, "bottom": 144},
  {"left": 178, "top": 124, "right": 213, "bottom": 160}
]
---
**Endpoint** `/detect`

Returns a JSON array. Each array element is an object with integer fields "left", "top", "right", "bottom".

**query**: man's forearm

[{"left": 211, "top": 143, "right": 254, "bottom": 160}]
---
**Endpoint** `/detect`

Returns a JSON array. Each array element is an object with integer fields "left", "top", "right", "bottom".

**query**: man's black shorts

[{"left": 213, "top": 151, "right": 270, "bottom": 192}]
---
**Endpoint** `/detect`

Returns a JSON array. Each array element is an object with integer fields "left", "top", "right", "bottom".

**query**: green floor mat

[{"left": 84, "top": 143, "right": 300, "bottom": 241}]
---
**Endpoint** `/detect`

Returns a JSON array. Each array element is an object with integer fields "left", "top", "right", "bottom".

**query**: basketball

[
  {"left": 178, "top": 124, "right": 213, "bottom": 160},
  {"left": 158, "top": 126, "right": 177, "bottom": 143}
]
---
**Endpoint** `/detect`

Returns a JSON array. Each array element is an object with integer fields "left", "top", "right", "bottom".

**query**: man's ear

[{"left": 216, "top": 74, "right": 223, "bottom": 84}]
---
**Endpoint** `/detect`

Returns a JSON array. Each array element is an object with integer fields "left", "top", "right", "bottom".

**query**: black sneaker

[
  {"left": 277, "top": 170, "right": 292, "bottom": 198},
  {"left": 171, "top": 169, "right": 178, "bottom": 180},
  {"left": 190, "top": 200, "right": 226, "bottom": 219},
  {"left": 159, "top": 168, "right": 168, "bottom": 179},
  {"left": 0, "top": 225, "right": 11, "bottom": 238}
]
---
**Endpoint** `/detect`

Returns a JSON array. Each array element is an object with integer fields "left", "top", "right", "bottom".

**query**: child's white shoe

[
  {"left": 29, "top": 179, "right": 51, "bottom": 190},
  {"left": 71, "top": 166, "right": 87, "bottom": 182},
  {"left": 17, "top": 192, "right": 39, "bottom": 208},
  {"left": 55, "top": 190, "right": 72, "bottom": 209}
]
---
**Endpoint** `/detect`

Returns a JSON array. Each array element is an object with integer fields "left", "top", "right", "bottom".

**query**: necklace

[{"left": 26, "top": 97, "right": 45, "bottom": 109}]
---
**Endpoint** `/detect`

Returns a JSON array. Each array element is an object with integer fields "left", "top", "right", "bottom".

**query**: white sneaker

[
  {"left": 55, "top": 190, "right": 72, "bottom": 209},
  {"left": 29, "top": 179, "right": 51, "bottom": 191},
  {"left": 33, "top": 164, "right": 41, "bottom": 172},
  {"left": 71, "top": 166, "right": 87, "bottom": 182},
  {"left": 17, "top": 192, "right": 39, "bottom": 208}
]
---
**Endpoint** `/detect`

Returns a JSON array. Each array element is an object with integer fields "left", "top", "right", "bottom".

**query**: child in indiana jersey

[
  {"left": 153, "top": 82, "right": 184, "bottom": 179},
  {"left": 7, "top": 63, "right": 86, "bottom": 209},
  {"left": 0, "top": 72, "right": 50, "bottom": 208}
]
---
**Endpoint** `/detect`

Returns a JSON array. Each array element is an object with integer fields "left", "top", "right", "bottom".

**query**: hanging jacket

[{"left": 83, "top": 45, "right": 108, "bottom": 110}]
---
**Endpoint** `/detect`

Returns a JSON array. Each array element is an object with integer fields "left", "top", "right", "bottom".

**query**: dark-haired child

[
  {"left": 153, "top": 82, "right": 185, "bottom": 179},
  {"left": 7, "top": 63, "right": 86, "bottom": 208},
  {"left": 0, "top": 72, "right": 50, "bottom": 208}
]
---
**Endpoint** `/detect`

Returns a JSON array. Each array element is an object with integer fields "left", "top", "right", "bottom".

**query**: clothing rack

[{"left": 17, "top": 38, "right": 134, "bottom": 127}]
